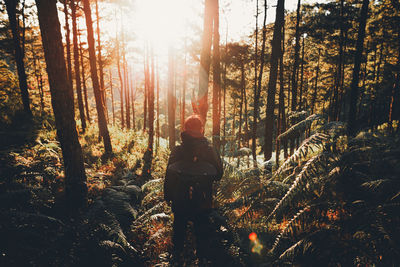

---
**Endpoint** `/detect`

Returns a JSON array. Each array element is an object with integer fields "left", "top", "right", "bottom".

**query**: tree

[
  {"left": 290, "top": 0, "right": 302, "bottom": 112},
  {"left": 95, "top": 0, "right": 107, "bottom": 121},
  {"left": 35, "top": 0, "right": 87, "bottom": 210},
  {"left": 70, "top": 0, "right": 86, "bottom": 132},
  {"left": 196, "top": 0, "right": 213, "bottom": 123},
  {"left": 252, "top": 0, "right": 268, "bottom": 165},
  {"left": 82, "top": 0, "right": 112, "bottom": 154},
  {"left": 348, "top": 0, "right": 370, "bottom": 136},
  {"left": 79, "top": 32, "right": 91, "bottom": 122},
  {"left": 168, "top": 46, "right": 176, "bottom": 149},
  {"left": 212, "top": 0, "right": 221, "bottom": 150},
  {"left": 148, "top": 47, "right": 155, "bottom": 151},
  {"left": 4, "top": 0, "right": 32, "bottom": 116},
  {"left": 264, "top": 0, "right": 285, "bottom": 160}
]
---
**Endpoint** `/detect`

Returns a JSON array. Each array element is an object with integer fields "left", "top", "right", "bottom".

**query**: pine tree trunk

[
  {"left": 95, "top": 0, "right": 107, "bottom": 122},
  {"left": 63, "top": 0, "right": 73, "bottom": 95},
  {"left": 311, "top": 48, "right": 321, "bottom": 114},
  {"left": 264, "top": 0, "right": 285, "bottom": 161},
  {"left": 290, "top": 0, "right": 301, "bottom": 112},
  {"left": 181, "top": 51, "right": 187, "bottom": 130},
  {"left": 212, "top": 0, "right": 221, "bottom": 150},
  {"left": 197, "top": 0, "right": 213, "bottom": 123},
  {"left": 251, "top": 0, "right": 259, "bottom": 165},
  {"left": 279, "top": 24, "right": 288, "bottom": 161},
  {"left": 348, "top": 0, "right": 369, "bottom": 136},
  {"left": 124, "top": 58, "right": 130, "bottom": 129},
  {"left": 131, "top": 67, "right": 136, "bottom": 131},
  {"left": 116, "top": 32, "right": 124, "bottom": 128},
  {"left": 148, "top": 47, "right": 155, "bottom": 151},
  {"left": 110, "top": 69, "right": 115, "bottom": 125},
  {"left": 82, "top": 0, "right": 112, "bottom": 154},
  {"left": 168, "top": 46, "right": 176, "bottom": 149},
  {"left": 299, "top": 36, "right": 305, "bottom": 110},
  {"left": 143, "top": 52, "right": 148, "bottom": 132},
  {"left": 36, "top": 0, "right": 87, "bottom": 210},
  {"left": 71, "top": 0, "right": 86, "bottom": 132},
  {"left": 79, "top": 35, "right": 91, "bottom": 123},
  {"left": 156, "top": 59, "right": 160, "bottom": 148},
  {"left": 5, "top": 0, "right": 32, "bottom": 116}
]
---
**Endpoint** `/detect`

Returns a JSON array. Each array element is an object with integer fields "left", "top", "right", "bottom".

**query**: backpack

[{"left": 165, "top": 157, "right": 217, "bottom": 213}]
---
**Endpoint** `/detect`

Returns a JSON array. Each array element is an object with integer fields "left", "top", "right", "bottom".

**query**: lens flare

[{"left": 249, "top": 232, "right": 257, "bottom": 241}]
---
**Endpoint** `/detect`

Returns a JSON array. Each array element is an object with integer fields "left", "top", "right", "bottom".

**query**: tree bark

[
  {"left": 110, "top": 69, "right": 115, "bottom": 125},
  {"left": 347, "top": 0, "right": 369, "bottom": 136},
  {"left": 311, "top": 48, "right": 321, "bottom": 114},
  {"left": 82, "top": 0, "right": 112, "bottom": 154},
  {"left": 71, "top": 0, "right": 86, "bottom": 132},
  {"left": 148, "top": 47, "right": 155, "bottom": 151},
  {"left": 36, "top": 0, "right": 87, "bottom": 210},
  {"left": 116, "top": 31, "right": 124, "bottom": 128},
  {"left": 5, "top": 0, "right": 32, "bottom": 116},
  {"left": 79, "top": 34, "right": 91, "bottom": 122},
  {"left": 196, "top": 0, "right": 214, "bottom": 123},
  {"left": 63, "top": 0, "right": 73, "bottom": 97},
  {"left": 168, "top": 46, "right": 176, "bottom": 149},
  {"left": 252, "top": 0, "right": 267, "bottom": 166},
  {"left": 95, "top": 0, "right": 107, "bottom": 121},
  {"left": 290, "top": 0, "right": 301, "bottom": 112},
  {"left": 212, "top": 0, "right": 221, "bottom": 150},
  {"left": 252, "top": 0, "right": 259, "bottom": 165},
  {"left": 264, "top": 0, "right": 285, "bottom": 161}
]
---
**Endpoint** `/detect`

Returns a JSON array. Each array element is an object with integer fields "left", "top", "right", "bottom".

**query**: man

[{"left": 164, "top": 114, "right": 223, "bottom": 261}]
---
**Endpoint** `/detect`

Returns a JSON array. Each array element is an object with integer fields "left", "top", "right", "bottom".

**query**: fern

[
  {"left": 277, "top": 114, "right": 323, "bottom": 141},
  {"left": 274, "top": 132, "right": 329, "bottom": 179}
]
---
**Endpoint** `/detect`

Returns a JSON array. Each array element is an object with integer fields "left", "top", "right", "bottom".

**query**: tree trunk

[
  {"left": 116, "top": 32, "right": 124, "bottom": 128},
  {"left": 181, "top": 41, "right": 187, "bottom": 131},
  {"left": 71, "top": 0, "right": 86, "bottom": 132},
  {"left": 252, "top": 0, "right": 267, "bottom": 165},
  {"left": 156, "top": 58, "right": 160, "bottom": 148},
  {"left": 148, "top": 47, "right": 155, "bottom": 151},
  {"left": 290, "top": 0, "right": 301, "bottom": 112},
  {"left": 131, "top": 67, "right": 136, "bottom": 131},
  {"left": 36, "top": 0, "right": 87, "bottom": 210},
  {"left": 124, "top": 58, "right": 130, "bottom": 129},
  {"left": 347, "top": 0, "right": 369, "bottom": 136},
  {"left": 110, "top": 69, "right": 115, "bottom": 125},
  {"left": 311, "top": 48, "right": 321, "bottom": 114},
  {"left": 95, "top": 0, "right": 107, "bottom": 122},
  {"left": 63, "top": 0, "right": 73, "bottom": 95},
  {"left": 143, "top": 51, "right": 148, "bottom": 132},
  {"left": 168, "top": 46, "right": 176, "bottom": 149},
  {"left": 212, "top": 0, "right": 221, "bottom": 150},
  {"left": 299, "top": 36, "right": 305, "bottom": 110},
  {"left": 264, "top": 0, "right": 285, "bottom": 161},
  {"left": 196, "top": 0, "right": 213, "bottom": 123},
  {"left": 82, "top": 0, "right": 112, "bottom": 154},
  {"left": 5, "top": 0, "right": 32, "bottom": 116},
  {"left": 79, "top": 34, "right": 91, "bottom": 123},
  {"left": 251, "top": 0, "right": 259, "bottom": 164},
  {"left": 389, "top": 23, "right": 400, "bottom": 127},
  {"left": 280, "top": 24, "right": 288, "bottom": 160}
]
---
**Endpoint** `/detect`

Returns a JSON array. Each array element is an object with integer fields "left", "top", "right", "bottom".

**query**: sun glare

[{"left": 132, "top": 0, "right": 194, "bottom": 52}]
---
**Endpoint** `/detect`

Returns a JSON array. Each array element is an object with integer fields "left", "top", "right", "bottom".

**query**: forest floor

[{"left": 0, "top": 116, "right": 257, "bottom": 266}]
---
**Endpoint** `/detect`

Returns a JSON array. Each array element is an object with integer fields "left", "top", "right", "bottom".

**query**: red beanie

[{"left": 184, "top": 114, "right": 203, "bottom": 134}]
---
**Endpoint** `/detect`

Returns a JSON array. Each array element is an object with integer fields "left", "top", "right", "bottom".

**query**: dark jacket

[{"left": 164, "top": 131, "right": 223, "bottom": 212}]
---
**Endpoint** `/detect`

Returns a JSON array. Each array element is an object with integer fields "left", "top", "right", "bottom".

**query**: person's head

[{"left": 183, "top": 114, "right": 204, "bottom": 137}]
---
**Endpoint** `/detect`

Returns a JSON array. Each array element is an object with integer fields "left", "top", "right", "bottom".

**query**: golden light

[{"left": 132, "top": 0, "right": 195, "bottom": 51}]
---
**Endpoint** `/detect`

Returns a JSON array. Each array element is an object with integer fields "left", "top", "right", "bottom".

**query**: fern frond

[
  {"left": 274, "top": 132, "right": 329, "bottom": 179},
  {"left": 278, "top": 114, "right": 323, "bottom": 141},
  {"left": 287, "top": 110, "right": 309, "bottom": 125},
  {"left": 267, "top": 153, "right": 331, "bottom": 221}
]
